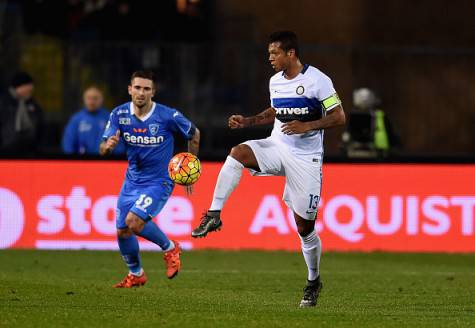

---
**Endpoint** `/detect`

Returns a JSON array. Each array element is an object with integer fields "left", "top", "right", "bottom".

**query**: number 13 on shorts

[{"left": 308, "top": 194, "right": 320, "bottom": 211}]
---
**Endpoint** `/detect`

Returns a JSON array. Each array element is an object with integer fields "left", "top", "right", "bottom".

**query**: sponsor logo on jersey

[
  {"left": 296, "top": 85, "right": 305, "bottom": 95},
  {"left": 119, "top": 118, "right": 131, "bottom": 125},
  {"left": 123, "top": 132, "right": 163, "bottom": 145},
  {"left": 117, "top": 109, "right": 129, "bottom": 115},
  {"left": 274, "top": 107, "right": 309, "bottom": 115},
  {"left": 149, "top": 124, "right": 159, "bottom": 135},
  {"left": 133, "top": 128, "right": 147, "bottom": 133}
]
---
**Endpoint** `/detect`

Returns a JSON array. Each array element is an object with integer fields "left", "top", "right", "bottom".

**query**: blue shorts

[{"left": 116, "top": 180, "right": 174, "bottom": 229}]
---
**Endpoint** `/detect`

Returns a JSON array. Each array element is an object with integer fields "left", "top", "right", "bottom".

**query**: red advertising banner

[{"left": 0, "top": 160, "right": 474, "bottom": 252}]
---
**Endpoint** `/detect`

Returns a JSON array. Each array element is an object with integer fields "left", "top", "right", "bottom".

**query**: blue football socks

[
  {"left": 137, "top": 221, "right": 171, "bottom": 251},
  {"left": 117, "top": 234, "right": 142, "bottom": 275}
]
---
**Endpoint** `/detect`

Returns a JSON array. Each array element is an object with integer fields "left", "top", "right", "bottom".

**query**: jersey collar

[
  {"left": 130, "top": 101, "right": 156, "bottom": 121},
  {"left": 281, "top": 63, "right": 309, "bottom": 78}
]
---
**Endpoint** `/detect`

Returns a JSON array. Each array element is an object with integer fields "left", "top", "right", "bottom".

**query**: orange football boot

[
  {"left": 163, "top": 241, "right": 181, "bottom": 279},
  {"left": 113, "top": 272, "right": 148, "bottom": 288}
]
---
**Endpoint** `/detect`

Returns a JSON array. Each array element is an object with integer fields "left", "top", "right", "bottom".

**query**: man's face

[
  {"left": 83, "top": 88, "right": 103, "bottom": 112},
  {"left": 268, "top": 42, "right": 291, "bottom": 72},
  {"left": 128, "top": 77, "right": 155, "bottom": 108},
  {"left": 15, "top": 83, "right": 34, "bottom": 100}
]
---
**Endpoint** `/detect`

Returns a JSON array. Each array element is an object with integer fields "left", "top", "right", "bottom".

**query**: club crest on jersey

[
  {"left": 149, "top": 124, "right": 159, "bottom": 135},
  {"left": 296, "top": 85, "right": 305, "bottom": 95}
]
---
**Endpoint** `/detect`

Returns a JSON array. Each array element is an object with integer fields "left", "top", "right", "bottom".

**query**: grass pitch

[{"left": 0, "top": 250, "right": 473, "bottom": 327}]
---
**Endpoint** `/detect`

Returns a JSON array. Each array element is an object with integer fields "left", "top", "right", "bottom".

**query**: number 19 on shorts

[{"left": 135, "top": 194, "right": 153, "bottom": 210}]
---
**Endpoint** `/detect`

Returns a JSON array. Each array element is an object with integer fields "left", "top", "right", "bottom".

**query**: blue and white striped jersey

[{"left": 269, "top": 64, "right": 340, "bottom": 155}]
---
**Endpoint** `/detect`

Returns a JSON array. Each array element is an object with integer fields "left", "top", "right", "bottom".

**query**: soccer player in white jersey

[{"left": 191, "top": 31, "right": 345, "bottom": 307}]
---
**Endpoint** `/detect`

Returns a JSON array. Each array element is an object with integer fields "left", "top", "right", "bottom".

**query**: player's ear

[{"left": 128, "top": 84, "right": 132, "bottom": 95}]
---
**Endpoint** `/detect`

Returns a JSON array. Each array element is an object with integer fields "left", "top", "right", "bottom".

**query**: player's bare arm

[
  {"left": 99, "top": 130, "right": 120, "bottom": 155},
  {"left": 281, "top": 105, "right": 346, "bottom": 135},
  {"left": 187, "top": 127, "right": 200, "bottom": 156},
  {"left": 228, "top": 107, "right": 276, "bottom": 129}
]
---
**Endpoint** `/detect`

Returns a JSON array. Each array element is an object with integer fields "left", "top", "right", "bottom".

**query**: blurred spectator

[
  {"left": 341, "top": 88, "right": 400, "bottom": 158},
  {"left": 62, "top": 86, "right": 125, "bottom": 155},
  {"left": 0, "top": 72, "right": 44, "bottom": 154}
]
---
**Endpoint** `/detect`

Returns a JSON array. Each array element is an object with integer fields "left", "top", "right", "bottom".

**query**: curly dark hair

[{"left": 269, "top": 30, "right": 299, "bottom": 57}]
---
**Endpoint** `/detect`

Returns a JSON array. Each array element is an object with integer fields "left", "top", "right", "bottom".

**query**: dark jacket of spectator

[{"left": 0, "top": 73, "right": 44, "bottom": 154}]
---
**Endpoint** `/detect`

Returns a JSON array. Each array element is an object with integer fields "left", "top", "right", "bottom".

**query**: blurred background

[{"left": 1, "top": 0, "right": 474, "bottom": 160}]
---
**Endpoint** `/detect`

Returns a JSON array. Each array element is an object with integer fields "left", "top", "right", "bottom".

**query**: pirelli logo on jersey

[
  {"left": 123, "top": 132, "right": 164, "bottom": 145},
  {"left": 273, "top": 97, "right": 323, "bottom": 122},
  {"left": 275, "top": 107, "right": 309, "bottom": 115}
]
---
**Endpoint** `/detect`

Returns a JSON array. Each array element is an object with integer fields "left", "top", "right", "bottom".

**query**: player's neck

[
  {"left": 133, "top": 101, "right": 153, "bottom": 118},
  {"left": 283, "top": 60, "right": 304, "bottom": 80}
]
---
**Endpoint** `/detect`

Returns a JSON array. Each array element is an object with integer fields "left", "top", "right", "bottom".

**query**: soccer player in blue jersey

[
  {"left": 100, "top": 70, "right": 200, "bottom": 288},
  {"left": 192, "top": 31, "right": 346, "bottom": 307}
]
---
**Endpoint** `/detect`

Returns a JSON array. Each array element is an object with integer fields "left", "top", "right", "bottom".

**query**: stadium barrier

[{"left": 0, "top": 160, "right": 474, "bottom": 252}]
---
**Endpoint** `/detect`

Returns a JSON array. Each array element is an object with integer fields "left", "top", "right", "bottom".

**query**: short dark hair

[
  {"left": 269, "top": 31, "right": 300, "bottom": 57},
  {"left": 11, "top": 72, "right": 33, "bottom": 88},
  {"left": 130, "top": 70, "right": 155, "bottom": 85}
]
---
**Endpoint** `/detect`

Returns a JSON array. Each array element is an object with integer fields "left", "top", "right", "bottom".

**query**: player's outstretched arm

[
  {"left": 281, "top": 105, "right": 346, "bottom": 135},
  {"left": 228, "top": 107, "right": 276, "bottom": 129},
  {"left": 99, "top": 130, "right": 121, "bottom": 156},
  {"left": 187, "top": 127, "right": 200, "bottom": 156}
]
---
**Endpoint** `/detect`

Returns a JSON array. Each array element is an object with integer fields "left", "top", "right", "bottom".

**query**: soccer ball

[{"left": 168, "top": 152, "right": 201, "bottom": 186}]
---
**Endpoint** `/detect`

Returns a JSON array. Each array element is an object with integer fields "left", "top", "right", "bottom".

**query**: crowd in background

[
  {"left": 0, "top": 70, "right": 401, "bottom": 159},
  {"left": 20, "top": 0, "right": 211, "bottom": 42},
  {"left": 2, "top": 0, "right": 474, "bottom": 160},
  {"left": 0, "top": 73, "right": 127, "bottom": 156}
]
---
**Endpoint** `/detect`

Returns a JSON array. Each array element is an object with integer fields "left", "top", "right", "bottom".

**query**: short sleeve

[
  {"left": 317, "top": 74, "right": 341, "bottom": 112},
  {"left": 171, "top": 110, "right": 196, "bottom": 140},
  {"left": 102, "top": 111, "right": 120, "bottom": 140}
]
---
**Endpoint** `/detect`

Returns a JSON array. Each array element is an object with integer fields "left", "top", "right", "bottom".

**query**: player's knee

[
  {"left": 229, "top": 145, "right": 244, "bottom": 162},
  {"left": 117, "top": 228, "right": 133, "bottom": 238},
  {"left": 125, "top": 214, "right": 144, "bottom": 234},
  {"left": 229, "top": 144, "right": 251, "bottom": 165},
  {"left": 297, "top": 226, "right": 313, "bottom": 237},
  {"left": 295, "top": 218, "right": 315, "bottom": 237}
]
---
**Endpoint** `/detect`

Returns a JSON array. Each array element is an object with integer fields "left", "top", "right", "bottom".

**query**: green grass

[{"left": 0, "top": 250, "right": 474, "bottom": 327}]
